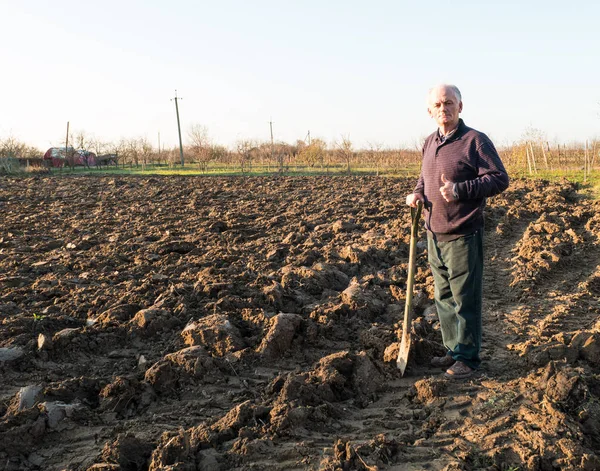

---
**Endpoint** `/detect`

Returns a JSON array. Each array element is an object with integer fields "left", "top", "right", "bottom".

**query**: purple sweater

[{"left": 414, "top": 119, "right": 509, "bottom": 241}]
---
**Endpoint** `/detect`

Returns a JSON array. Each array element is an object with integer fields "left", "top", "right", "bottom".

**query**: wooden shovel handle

[
  {"left": 404, "top": 201, "right": 422, "bottom": 324},
  {"left": 397, "top": 201, "right": 422, "bottom": 373}
]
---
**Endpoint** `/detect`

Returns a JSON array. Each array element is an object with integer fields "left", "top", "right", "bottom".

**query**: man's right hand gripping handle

[{"left": 406, "top": 193, "right": 423, "bottom": 208}]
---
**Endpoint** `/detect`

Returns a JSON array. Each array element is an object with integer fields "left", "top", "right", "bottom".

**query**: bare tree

[
  {"left": 295, "top": 139, "right": 307, "bottom": 155},
  {"left": 521, "top": 126, "right": 547, "bottom": 172},
  {"left": 0, "top": 136, "right": 37, "bottom": 159},
  {"left": 139, "top": 137, "right": 153, "bottom": 167},
  {"left": 299, "top": 138, "right": 326, "bottom": 170},
  {"left": 209, "top": 144, "right": 228, "bottom": 168},
  {"left": 123, "top": 138, "right": 141, "bottom": 167},
  {"left": 273, "top": 142, "right": 295, "bottom": 173},
  {"left": 72, "top": 130, "right": 99, "bottom": 167},
  {"left": 0, "top": 136, "right": 22, "bottom": 173},
  {"left": 73, "top": 130, "right": 91, "bottom": 151},
  {"left": 257, "top": 142, "right": 272, "bottom": 171},
  {"left": 188, "top": 124, "right": 213, "bottom": 172},
  {"left": 0, "top": 136, "right": 42, "bottom": 172},
  {"left": 236, "top": 139, "right": 257, "bottom": 173},
  {"left": 335, "top": 135, "right": 353, "bottom": 174},
  {"left": 367, "top": 141, "right": 384, "bottom": 175},
  {"left": 90, "top": 138, "right": 107, "bottom": 156}
]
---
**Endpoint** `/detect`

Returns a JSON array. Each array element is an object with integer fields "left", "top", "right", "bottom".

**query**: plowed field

[{"left": 1, "top": 175, "right": 599, "bottom": 471}]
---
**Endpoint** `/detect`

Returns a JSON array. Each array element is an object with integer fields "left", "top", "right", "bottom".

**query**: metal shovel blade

[
  {"left": 397, "top": 330, "right": 411, "bottom": 376},
  {"left": 396, "top": 202, "right": 422, "bottom": 376}
]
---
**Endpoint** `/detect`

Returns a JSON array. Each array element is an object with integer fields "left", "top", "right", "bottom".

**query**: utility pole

[
  {"left": 65, "top": 121, "right": 70, "bottom": 156},
  {"left": 171, "top": 90, "right": 185, "bottom": 167},
  {"left": 157, "top": 132, "right": 161, "bottom": 164}
]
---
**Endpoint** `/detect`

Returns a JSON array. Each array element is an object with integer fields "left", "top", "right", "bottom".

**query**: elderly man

[{"left": 406, "top": 84, "right": 509, "bottom": 379}]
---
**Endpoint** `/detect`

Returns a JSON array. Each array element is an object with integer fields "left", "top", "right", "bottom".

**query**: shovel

[{"left": 397, "top": 201, "right": 422, "bottom": 376}]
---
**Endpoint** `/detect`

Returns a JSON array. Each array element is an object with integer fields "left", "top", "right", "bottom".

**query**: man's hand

[
  {"left": 440, "top": 174, "right": 456, "bottom": 203},
  {"left": 406, "top": 193, "right": 422, "bottom": 207}
]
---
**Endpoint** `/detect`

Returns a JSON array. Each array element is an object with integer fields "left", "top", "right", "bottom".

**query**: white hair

[{"left": 428, "top": 84, "right": 462, "bottom": 103}]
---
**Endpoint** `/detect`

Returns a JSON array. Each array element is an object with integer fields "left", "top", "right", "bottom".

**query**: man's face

[{"left": 427, "top": 87, "right": 463, "bottom": 129}]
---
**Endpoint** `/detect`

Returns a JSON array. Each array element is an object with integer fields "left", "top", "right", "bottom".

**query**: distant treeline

[{"left": 0, "top": 131, "right": 598, "bottom": 176}]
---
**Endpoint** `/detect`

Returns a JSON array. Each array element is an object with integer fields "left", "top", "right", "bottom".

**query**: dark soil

[{"left": 1, "top": 175, "right": 599, "bottom": 470}]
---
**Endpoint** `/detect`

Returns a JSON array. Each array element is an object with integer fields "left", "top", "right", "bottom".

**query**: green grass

[
  {"left": 510, "top": 167, "right": 598, "bottom": 184},
  {"left": 35, "top": 163, "right": 600, "bottom": 199},
  {"left": 48, "top": 162, "right": 423, "bottom": 178}
]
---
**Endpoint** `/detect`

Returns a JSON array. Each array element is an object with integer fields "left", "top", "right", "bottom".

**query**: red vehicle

[{"left": 43, "top": 147, "right": 97, "bottom": 168}]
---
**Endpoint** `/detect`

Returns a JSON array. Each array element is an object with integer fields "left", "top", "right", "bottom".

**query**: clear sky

[{"left": 2, "top": 0, "right": 599, "bottom": 152}]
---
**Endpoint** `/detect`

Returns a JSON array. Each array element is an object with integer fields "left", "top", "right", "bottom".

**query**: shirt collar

[{"left": 437, "top": 119, "right": 464, "bottom": 143}]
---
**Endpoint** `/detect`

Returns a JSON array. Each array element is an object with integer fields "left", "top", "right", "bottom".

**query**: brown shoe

[
  {"left": 444, "top": 361, "right": 474, "bottom": 380},
  {"left": 431, "top": 354, "right": 455, "bottom": 368}
]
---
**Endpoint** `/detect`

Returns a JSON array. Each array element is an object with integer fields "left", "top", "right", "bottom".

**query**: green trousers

[{"left": 427, "top": 230, "right": 483, "bottom": 369}]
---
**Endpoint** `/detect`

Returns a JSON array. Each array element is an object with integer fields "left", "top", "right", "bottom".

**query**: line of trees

[
  {"left": 1, "top": 124, "right": 598, "bottom": 175},
  {"left": 499, "top": 127, "right": 598, "bottom": 178}
]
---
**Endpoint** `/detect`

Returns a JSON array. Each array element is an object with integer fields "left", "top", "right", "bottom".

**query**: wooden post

[
  {"left": 528, "top": 142, "right": 537, "bottom": 174},
  {"left": 545, "top": 142, "right": 553, "bottom": 170},
  {"left": 584, "top": 140, "right": 588, "bottom": 183},
  {"left": 557, "top": 144, "right": 563, "bottom": 170},
  {"left": 526, "top": 145, "right": 532, "bottom": 175},
  {"left": 540, "top": 142, "right": 549, "bottom": 170}
]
